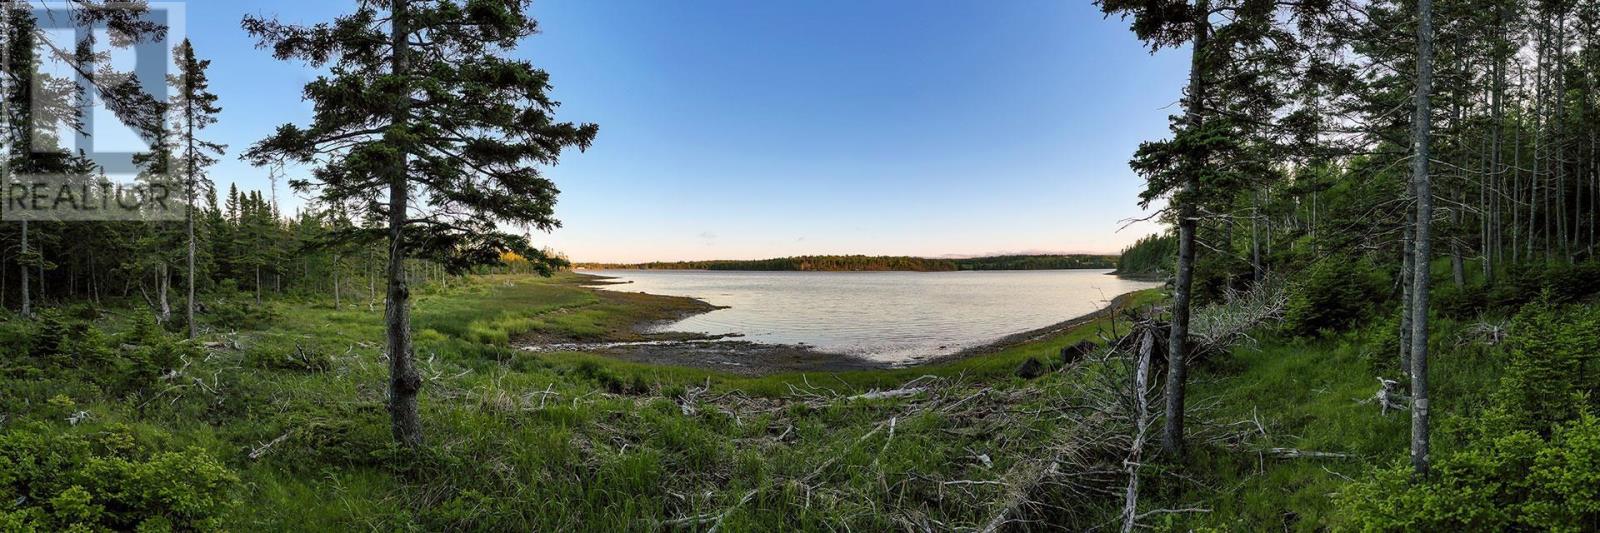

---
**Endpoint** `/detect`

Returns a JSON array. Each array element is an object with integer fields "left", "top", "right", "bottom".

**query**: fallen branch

[
  {"left": 1267, "top": 448, "right": 1351, "bottom": 459},
  {"left": 249, "top": 432, "right": 293, "bottom": 460},
  {"left": 661, "top": 489, "right": 758, "bottom": 532},
  {"left": 1133, "top": 507, "right": 1212, "bottom": 520},
  {"left": 848, "top": 387, "right": 926, "bottom": 401},
  {"left": 1120, "top": 328, "right": 1157, "bottom": 533}
]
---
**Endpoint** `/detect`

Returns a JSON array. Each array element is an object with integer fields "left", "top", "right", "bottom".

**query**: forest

[
  {"left": 1, "top": 0, "right": 1600, "bottom": 530},
  {"left": 577, "top": 254, "right": 1118, "bottom": 272},
  {"left": 1113, "top": 233, "right": 1177, "bottom": 277}
]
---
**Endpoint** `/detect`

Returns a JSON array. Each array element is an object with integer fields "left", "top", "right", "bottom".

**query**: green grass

[
  {"left": 1149, "top": 313, "right": 1509, "bottom": 531},
  {"left": 1, "top": 270, "right": 1525, "bottom": 530},
  {"left": 3, "top": 273, "right": 1170, "bottom": 530}
]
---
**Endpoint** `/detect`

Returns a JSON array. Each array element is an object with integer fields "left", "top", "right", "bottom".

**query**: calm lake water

[{"left": 588, "top": 269, "right": 1162, "bottom": 363}]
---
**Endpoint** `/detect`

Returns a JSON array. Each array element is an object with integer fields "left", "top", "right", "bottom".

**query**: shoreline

[{"left": 525, "top": 272, "right": 1154, "bottom": 375}]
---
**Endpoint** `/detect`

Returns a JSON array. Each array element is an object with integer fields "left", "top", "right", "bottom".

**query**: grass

[
  {"left": 0, "top": 269, "right": 1526, "bottom": 530},
  {"left": 1147, "top": 312, "right": 1510, "bottom": 531}
]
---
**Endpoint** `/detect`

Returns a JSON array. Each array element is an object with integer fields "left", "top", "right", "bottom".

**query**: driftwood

[
  {"left": 1372, "top": 377, "right": 1408, "bottom": 416},
  {"left": 1120, "top": 327, "right": 1157, "bottom": 533},
  {"left": 847, "top": 386, "right": 926, "bottom": 401},
  {"left": 660, "top": 488, "right": 758, "bottom": 532}
]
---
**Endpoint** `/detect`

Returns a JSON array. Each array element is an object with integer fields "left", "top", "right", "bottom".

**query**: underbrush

[
  {"left": 0, "top": 274, "right": 1167, "bottom": 530},
  {"left": 7, "top": 267, "right": 1593, "bottom": 530}
]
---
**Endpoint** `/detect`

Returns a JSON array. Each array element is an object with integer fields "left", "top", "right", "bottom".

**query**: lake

[{"left": 588, "top": 269, "right": 1162, "bottom": 363}]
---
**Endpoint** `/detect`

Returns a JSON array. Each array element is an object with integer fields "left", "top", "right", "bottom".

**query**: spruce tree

[
  {"left": 242, "top": 0, "right": 597, "bottom": 446},
  {"left": 168, "top": 39, "right": 223, "bottom": 339}
]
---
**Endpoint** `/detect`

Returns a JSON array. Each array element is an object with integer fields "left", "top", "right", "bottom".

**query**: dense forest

[
  {"left": 3, "top": 0, "right": 1600, "bottom": 530},
  {"left": 577, "top": 254, "right": 1117, "bottom": 272},
  {"left": 1113, "top": 233, "right": 1177, "bottom": 277},
  {"left": 1092, "top": 0, "right": 1600, "bottom": 525}
]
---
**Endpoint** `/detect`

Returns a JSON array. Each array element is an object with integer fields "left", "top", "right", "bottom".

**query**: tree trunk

[
  {"left": 186, "top": 142, "right": 198, "bottom": 339},
  {"left": 333, "top": 254, "right": 341, "bottom": 310},
  {"left": 1162, "top": 0, "right": 1208, "bottom": 459},
  {"left": 385, "top": 0, "right": 423, "bottom": 448},
  {"left": 1251, "top": 190, "right": 1262, "bottom": 282},
  {"left": 1400, "top": 217, "right": 1413, "bottom": 374},
  {"left": 20, "top": 219, "right": 30, "bottom": 318},
  {"left": 368, "top": 248, "right": 377, "bottom": 311},
  {"left": 1409, "top": 0, "right": 1436, "bottom": 477},
  {"left": 1488, "top": 10, "right": 1505, "bottom": 280},
  {"left": 158, "top": 263, "right": 171, "bottom": 323}
]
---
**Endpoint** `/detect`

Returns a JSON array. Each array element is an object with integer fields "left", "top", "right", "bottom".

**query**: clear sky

[{"left": 174, "top": 0, "right": 1186, "bottom": 263}]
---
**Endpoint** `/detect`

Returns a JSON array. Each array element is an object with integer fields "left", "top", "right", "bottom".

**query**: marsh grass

[{"left": 4, "top": 270, "right": 1515, "bottom": 530}]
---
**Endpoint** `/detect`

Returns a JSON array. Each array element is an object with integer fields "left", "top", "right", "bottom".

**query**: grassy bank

[
  {"left": 5, "top": 268, "right": 1586, "bottom": 530},
  {"left": 1, "top": 273, "right": 1163, "bottom": 530}
]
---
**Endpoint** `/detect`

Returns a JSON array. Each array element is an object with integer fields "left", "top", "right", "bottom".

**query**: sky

[{"left": 101, "top": 0, "right": 1189, "bottom": 263}]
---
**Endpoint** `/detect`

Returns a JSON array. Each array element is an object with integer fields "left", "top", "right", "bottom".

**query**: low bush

[
  {"left": 1490, "top": 296, "right": 1600, "bottom": 432},
  {"left": 247, "top": 343, "right": 332, "bottom": 373},
  {"left": 0, "top": 424, "right": 239, "bottom": 531},
  {"left": 5, "top": 312, "right": 198, "bottom": 400},
  {"left": 1487, "top": 261, "right": 1600, "bottom": 310},
  {"left": 1338, "top": 412, "right": 1600, "bottom": 532},
  {"left": 204, "top": 296, "right": 278, "bottom": 331},
  {"left": 1283, "top": 256, "right": 1389, "bottom": 337}
]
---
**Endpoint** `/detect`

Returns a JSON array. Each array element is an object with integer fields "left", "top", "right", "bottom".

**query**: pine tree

[
  {"left": 168, "top": 39, "right": 224, "bottom": 338},
  {"left": 1098, "top": 0, "right": 1320, "bottom": 459},
  {"left": 243, "top": 0, "right": 598, "bottom": 445}
]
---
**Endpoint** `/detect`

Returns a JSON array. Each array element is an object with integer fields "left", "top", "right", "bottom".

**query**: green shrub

[
  {"left": 114, "top": 316, "right": 204, "bottom": 398},
  {"left": 5, "top": 312, "right": 198, "bottom": 401},
  {"left": 1284, "top": 256, "right": 1389, "bottom": 337},
  {"left": 204, "top": 296, "right": 278, "bottom": 331},
  {"left": 247, "top": 343, "right": 332, "bottom": 373},
  {"left": 569, "top": 360, "right": 650, "bottom": 395},
  {"left": 1337, "top": 412, "right": 1600, "bottom": 532},
  {"left": 1491, "top": 296, "right": 1600, "bottom": 432},
  {"left": 1434, "top": 283, "right": 1488, "bottom": 319},
  {"left": 0, "top": 424, "right": 239, "bottom": 531},
  {"left": 1487, "top": 262, "right": 1600, "bottom": 310}
]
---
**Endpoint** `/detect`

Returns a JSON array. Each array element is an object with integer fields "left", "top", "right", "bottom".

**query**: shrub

[
  {"left": 1487, "top": 261, "right": 1600, "bottom": 310},
  {"left": 1283, "top": 256, "right": 1389, "bottom": 337},
  {"left": 0, "top": 424, "right": 239, "bottom": 531},
  {"left": 247, "top": 343, "right": 332, "bottom": 373},
  {"left": 6, "top": 313, "right": 198, "bottom": 401},
  {"left": 204, "top": 296, "right": 278, "bottom": 331},
  {"left": 1491, "top": 296, "right": 1600, "bottom": 432},
  {"left": 114, "top": 316, "right": 204, "bottom": 398},
  {"left": 1434, "top": 283, "right": 1488, "bottom": 319},
  {"left": 1337, "top": 412, "right": 1600, "bottom": 532}
]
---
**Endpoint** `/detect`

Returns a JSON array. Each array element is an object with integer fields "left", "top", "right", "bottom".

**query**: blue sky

[{"left": 171, "top": 0, "right": 1186, "bottom": 262}]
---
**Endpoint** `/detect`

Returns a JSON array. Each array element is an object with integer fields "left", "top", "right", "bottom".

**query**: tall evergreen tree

[
  {"left": 169, "top": 39, "right": 223, "bottom": 339},
  {"left": 1098, "top": 0, "right": 1324, "bottom": 459},
  {"left": 242, "top": 0, "right": 597, "bottom": 446}
]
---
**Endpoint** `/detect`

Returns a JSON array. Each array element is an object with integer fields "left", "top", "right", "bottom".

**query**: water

[{"left": 587, "top": 269, "right": 1162, "bottom": 363}]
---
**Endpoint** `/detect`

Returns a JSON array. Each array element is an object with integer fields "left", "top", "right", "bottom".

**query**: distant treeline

[
  {"left": 578, "top": 254, "right": 1117, "bottom": 272},
  {"left": 1114, "top": 234, "right": 1176, "bottom": 278}
]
